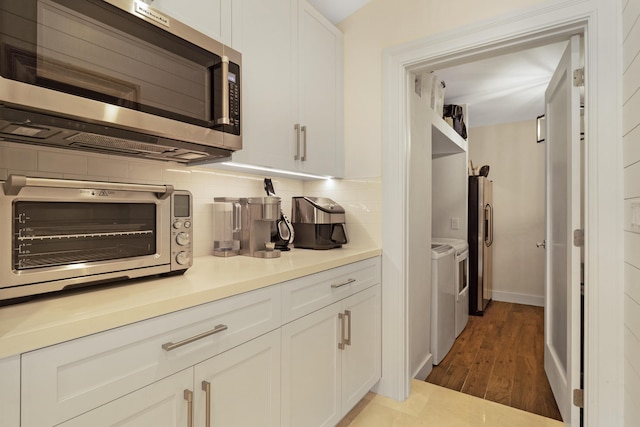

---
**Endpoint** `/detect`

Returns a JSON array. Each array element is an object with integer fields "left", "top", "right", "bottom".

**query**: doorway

[
  {"left": 422, "top": 39, "right": 574, "bottom": 421},
  {"left": 377, "top": 1, "right": 622, "bottom": 425}
]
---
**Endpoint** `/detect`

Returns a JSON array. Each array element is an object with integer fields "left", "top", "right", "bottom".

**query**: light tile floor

[{"left": 338, "top": 380, "right": 565, "bottom": 426}]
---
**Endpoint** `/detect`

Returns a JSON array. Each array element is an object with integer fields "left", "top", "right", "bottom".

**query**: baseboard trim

[
  {"left": 492, "top": 290, "right": 544, "bottom": 307},
  {"left": 413, "top": 353, "right": 433, "bottom": 380}
]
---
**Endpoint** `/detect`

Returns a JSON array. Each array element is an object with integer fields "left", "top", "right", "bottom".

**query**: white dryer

[
  {"left": 432, "top": 238, "right": 469, "bottom": 337},
  {"left": 431, "top": 243, "right": 456, "bottom": 365}
]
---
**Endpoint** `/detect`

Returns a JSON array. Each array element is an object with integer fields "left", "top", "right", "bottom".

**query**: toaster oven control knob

[
  {"left": 175, "top": 251, "right": 190, "bottom": 265},
  {"left": 173, "top": 220, "right": 183, "bottom": 229},
  {"left": 176, "top": 232, "right": 190, "bottom": 246}
]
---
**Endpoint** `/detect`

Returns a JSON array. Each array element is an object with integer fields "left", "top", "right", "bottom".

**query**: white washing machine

[
  {"left": 432, "top": 237, "right": 469, "bottom": 337},
  {"left": 431, "top": 243, "right": 456, "bottom": 365}
]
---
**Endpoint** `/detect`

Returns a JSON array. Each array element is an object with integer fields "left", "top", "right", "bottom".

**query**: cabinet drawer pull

[
  {"left": 184, "top": 389, "right": 194, "bottom": 427},
  {"left": 202, "top": 381, "right": 212, "bottom": 427},
  {"left": 331, "top": 278, "right": 356, "bottom": 289},
  {"left": 338, "top": 312, "right": 346, "bottom": 350},
  {"left": 161, "top": 324, "right": 228, "bottom": 351}
]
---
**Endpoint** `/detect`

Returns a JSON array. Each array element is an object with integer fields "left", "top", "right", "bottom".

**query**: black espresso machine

[{"left": 291, "top": 196, "right": 348, "bottom": 249}]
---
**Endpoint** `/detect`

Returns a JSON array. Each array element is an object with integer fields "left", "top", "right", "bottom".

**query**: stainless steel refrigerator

[{"left": 468, "top": 176, "right": 493, "bottom": 315}]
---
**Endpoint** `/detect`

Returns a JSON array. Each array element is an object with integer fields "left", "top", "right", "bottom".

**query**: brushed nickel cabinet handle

[
  {"left": 344, "top": 310, "right": 352, "bottom": 346},
  {"left": 184, "top": 389, "right": 194, "bottom": 427},
  {"left": 161, "top": 324, "right": 228, "bottom": 351},
  {"left": 338, "top": 312, "right": 345, "bottom": 350},
  {"left": 331, "top": 278, "right": 356, "bottom": 289},
  {"left": 202, "top": 381, "right": 212, "bottom": 427},
  {"left": 294, "top": 124, "right": 301, "bottom": 160},
  {"left": 301, "top": 125, "right": 307, "bottom": 161}
]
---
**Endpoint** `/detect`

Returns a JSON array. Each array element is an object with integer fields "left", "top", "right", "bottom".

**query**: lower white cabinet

[
  {"left": 281, "top": 284, "right": 381, "bottom": 427},
  {"left": 60, "top": 330, "right": 281, "bottom": 427},
  {"left": 194, "top": 329, "right": 281, "bottom": 427},
  {"left": 14, "top": 257, "right": 381, "bottom": 427},
  {"left": 0, "top": 355, "right": 20, "bottom": 427}
]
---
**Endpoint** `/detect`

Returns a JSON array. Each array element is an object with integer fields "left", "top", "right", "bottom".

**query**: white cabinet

[
  {"left": 21, "top": 285, "right": 281, "bottom": 427},
  {"left": 14, "top": 257, "right": 380, "bottom": 427},
  {"left": 151, "top": 0, "right": 232, "bottom": 45},
  {"left": 230, "top": 0, "right": 298, "bottom": 172},
  {"left": 281, "top": 283, "right": 381, "bottom": 427},
  {"left": 59, "top": 330, "right": 281, "bottom": 427},
  {"left": 194, "top": 330, "right": 281, "bottom": 427},
  {"left": 231, "top": 0, "right": 344, "bottom": 177},
  {"left": 297, "top": 1, "right": 344, "bottom": 177},
  {"left": 59, "top": 369, "right": 193, "bottom": 427},
  {"left": 0, "top": 355, "right": 20, "bottom": 427}
]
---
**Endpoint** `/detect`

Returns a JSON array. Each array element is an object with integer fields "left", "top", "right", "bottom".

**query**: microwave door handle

[
  {"left": 214, "top": 56, "right": 230, "bottom": 126},
  {"left": 3, "top": 175, "right": 174, "bottom": 199}
]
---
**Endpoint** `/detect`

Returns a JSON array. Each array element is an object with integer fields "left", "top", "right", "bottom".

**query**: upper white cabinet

[
  {"left": 231, "top": 0, "right": 344, "bottom": 177},
  {"left": 151, "top": 0, "right": 232, "bottom": 45},
  {"left": 296, "top": 1, "right": 344, "bottom": 177},
  {"left": 230, "top": 0, "right": 298, "bottom": 172}
]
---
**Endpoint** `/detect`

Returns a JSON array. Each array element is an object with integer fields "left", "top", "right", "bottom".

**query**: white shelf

[{"left": 431, "top": 109, "right": 467, "bottom": 157}]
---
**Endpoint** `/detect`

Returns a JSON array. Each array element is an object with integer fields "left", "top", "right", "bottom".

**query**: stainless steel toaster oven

[{"left": 0, "top": 175, "right": 192, "bottom": 301}]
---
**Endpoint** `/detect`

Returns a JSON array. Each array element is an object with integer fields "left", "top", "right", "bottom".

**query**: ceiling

[
  {"left": 306, "top": 0, "right": 370, "bottom": 25},
  {"left": 433, "top": 42, "right": 568, "bottom": 128},
  {"left": 307, "top": 0, "right": 568, "bottom": 129}
]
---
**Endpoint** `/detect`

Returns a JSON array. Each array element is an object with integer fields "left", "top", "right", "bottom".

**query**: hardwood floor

[{"left": 426, "top": 301, "right": 563, "bottom": 421}]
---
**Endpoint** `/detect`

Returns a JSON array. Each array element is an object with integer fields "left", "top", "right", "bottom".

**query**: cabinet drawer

[
  {"left": 21, "top": 285, "right": 281, "bottom": 427},
  {"left": 282, "top": 257, "right": 381, "bottom": 323}
]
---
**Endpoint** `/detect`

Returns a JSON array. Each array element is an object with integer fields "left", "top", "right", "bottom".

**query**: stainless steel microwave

[
  {"left": 0, "top": 0, "right": 241, "bottom": 164},
  {"left": 0, "top": 175, "right": 193, "bottom": 302}
]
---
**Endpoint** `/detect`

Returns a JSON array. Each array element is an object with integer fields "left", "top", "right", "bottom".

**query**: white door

[
  {"left": 341, "top": 285, "right": 381, "bottom": 413},
  {"left": 298, "top": 1, "right": 343, "bottom": 177},
  {"left": 58, "top": 369, "right": 193, "bottom": 427},
  {"left": 544, "top": 34, "right": 582, "bottom": 425},
  {"left": 194, "top": 330, "right": 281, "bottom": 427},
  {"left": 281, "top": 302, "right": 341, "bottom": 427}
]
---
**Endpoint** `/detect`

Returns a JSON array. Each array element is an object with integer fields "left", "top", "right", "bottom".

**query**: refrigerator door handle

[{"left": 484, "top": 203, "right": 494, "bottom": 246}]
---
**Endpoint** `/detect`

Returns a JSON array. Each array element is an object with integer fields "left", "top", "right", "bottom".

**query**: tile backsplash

[{"left": 0, "top": 141, "right": 381, "bottom": 255}]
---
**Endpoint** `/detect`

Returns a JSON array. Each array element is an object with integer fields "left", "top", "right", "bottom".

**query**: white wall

[
  {"left": 468, "top": 120, "right": 545, "bottom": 306},
  {"left": 623, "top": 0, "right": 640, "bottom": 425},
  {"left": 0, "top": 141, "right": 381, "bottom": 254},
  {"left": 432, "top": 152, "right": 467, "bottom": 241},
  {"left": 337, "top": 0, "right": 546, "bottom": 179}
]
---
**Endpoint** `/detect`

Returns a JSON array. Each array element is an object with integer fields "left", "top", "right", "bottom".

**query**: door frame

[{"left": 378, "top": 0, "right": 623, "bottom": 424}]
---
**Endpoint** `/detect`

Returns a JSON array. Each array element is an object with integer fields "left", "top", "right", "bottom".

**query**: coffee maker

[
  {"left": 212, "top": 197, "right": 241, "bottom": 257},
  {"left": 291, "top": 197, "right": 348, "bottom": 249},
  {"left": 238, "top": 196, "right": 282, "bottom": 258}
]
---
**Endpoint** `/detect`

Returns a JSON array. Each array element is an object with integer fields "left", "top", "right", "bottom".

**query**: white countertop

[{"left": 0, "top": 246, "right": 381, "bottom": 358}]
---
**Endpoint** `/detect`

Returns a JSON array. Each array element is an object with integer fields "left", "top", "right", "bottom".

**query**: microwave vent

[{"left": 67, "top": 132, "right": 172, "bottom": 155}]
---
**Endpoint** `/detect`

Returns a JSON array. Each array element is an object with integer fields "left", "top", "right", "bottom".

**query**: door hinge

[
  {"left": 573, "top": 229, "right": 584, "bottom": 247},
  {"left": 573, "top": 68, "right": 585, "bottom": 87},
  {"left": 573, "top": 388, "right": 584, "bottom": 408}
]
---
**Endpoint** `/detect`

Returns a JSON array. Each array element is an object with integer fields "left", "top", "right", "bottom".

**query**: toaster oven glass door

[
  {"left": 0, "top": 0, "right": 239, "bottom": 134},
  {"left": 13, "top": 201, "right": 156, "bottom": 271}
]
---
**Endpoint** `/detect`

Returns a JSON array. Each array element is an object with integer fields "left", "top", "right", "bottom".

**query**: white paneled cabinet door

[
  {"left": 0, "top": 356, "right": 20, "bottom": 427},
  {"left": 341, "top": 285, "right": 381, "bottom": 413},
  {"left": 151, "top": 0, "right": 231, "bottom": 45},
  {"left": 281, "top": 303, "right": 342, "bottom": 427},
  {"left": 230, "top": 0, "right": 298, "bottom": 171},
  {"left": 59, "top": 369, "right": 193, "bottom": 427},
  {"left": 194, "top": 330, "right": 281, "bottom": 427},
  {"left": 297, "top": 1, "right": 344, "bottom": 177}
]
